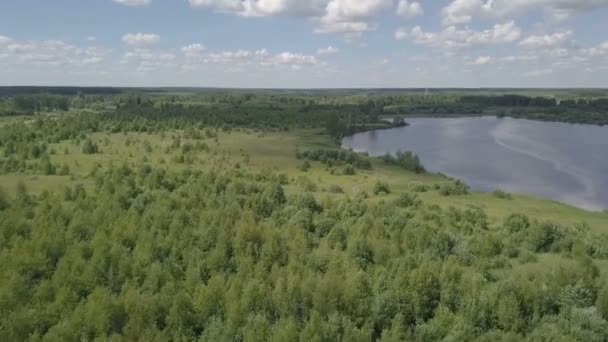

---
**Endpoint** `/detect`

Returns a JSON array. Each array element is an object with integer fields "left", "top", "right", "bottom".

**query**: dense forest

[
  {"left": 2, "top": 87, "right": 608, "bottom": 125},
  {"left": 1, "top": 90, "right": 608, "bottom": 341}
]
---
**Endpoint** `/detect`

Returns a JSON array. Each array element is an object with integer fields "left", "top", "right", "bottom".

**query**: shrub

[
  {"left": 82, "top": 139, "right": 99, "bottom": 154},
  {"left": 439, "top": 180, "right": 469, "bottom": 196},
  {"left": 298, "top": 161, "right": 311, "bottom": 172},
  {"left": 373, "top": 181, "right": 391, "bottom": 195},
  {"left": 297, "top": 149, "right": 372, "bottom": 171},
  {"left": 296, "top": 176, "right": 317, "bottom": 192},
  {"left": 342, "top": 164, "right": 356, "bottom": 175},
  {"left": 409, "top": 182, "right": 429, "bottom": 193},
  {"left": 395, "top": 192, "right": 421, "bottom": 208},
  {"left": 493, "top": 189, "right": 512, "bottom": 199},
  {"left": 381, "top": 151, "right": 425, "bottom": 173}
]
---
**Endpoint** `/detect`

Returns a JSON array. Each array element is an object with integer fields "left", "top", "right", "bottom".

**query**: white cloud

[
  {"left": 189, "top": 0, "right": 392, "bottom": 35},
  {"left": 122, "top": 33, "right": 160, "bottom": 46},
  {"left": 159, "top": 53, "right": 177, "bottom": 61},
  {"left": 396, "top": 0, "right": 423, "bottom": 17},
  {"left": 0, "top": 35, "right": 13, "bottom": 46},
  {"left": 316, "top": 0, "right": 392, "bottom": 34},
  {"left": 87, "top": 36, "right": 97, "bottom": 42},
  {"left": 442, "top": 0, "right": 483, "bottom": 25},
  {"left": 394, "top": 27, "right": 408, "bottom": 40},
  {"left": 314, "top": 21, "right": 372, "bottom": 34},
  {"left": 322, "top": 0, "right": 392, "bottom": 20},
  {"left": 402, "top": 21, "right": 522, "bottom": 49},
  {"left": 113, "top": 0, "right": 151, "bottom": 6},
  {"left": 181, "top": 43, "right": 206, "bottom": 55},
  {"left": 471, "top": 55, "right": 491, "bottom": 65},
  {"left": 0, "top": 38, "right": 112, "bottom": 67},
  {"left": 442, "top": 0, "right": 608, "bottom": 25},
  {"left": 266, "top": 51, "right": 319, "bottom": 66},
  {"left": 85, "top": 46, "right": 112, "bottom": 58},
  {"left": 122, "top": 49, "right": 179, "bottom": 72},
  {"left": 317, "top": 46, "right": 339, "bottom": 54},
  {"left": 175, "top": 46, "right": 323, "bottom": 73},
  {"left": 82, "top": 57, "right": 104, "bottom": 65},
  {"left": 501, "top": 55, "right": 538, "bottom": 63},
  {"left": 579, "top": 40, "right": 608, "bottom": 58},
  {"left": 520, "top": 30, "right": 574, "bottom": 49},
  {"left": 188, "top": 0, "right": 326, "bottom": 17}
]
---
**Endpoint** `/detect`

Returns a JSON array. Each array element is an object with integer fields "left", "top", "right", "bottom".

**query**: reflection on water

[{"left": 342, "top": 117, "right": 608, "bottom": 211}]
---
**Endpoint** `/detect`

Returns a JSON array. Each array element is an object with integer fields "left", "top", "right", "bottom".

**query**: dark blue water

[{"left": 342, "top": 117, "right": 608, "bottom": 211}]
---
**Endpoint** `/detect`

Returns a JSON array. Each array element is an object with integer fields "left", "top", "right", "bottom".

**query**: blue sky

[{"left": 1, "top": 0, "right": 607, "bottom": 88}]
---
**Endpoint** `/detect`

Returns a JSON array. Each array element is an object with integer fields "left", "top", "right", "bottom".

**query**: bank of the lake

[{"left": 343, "top": 116, "right": 608, "bottom": 212}]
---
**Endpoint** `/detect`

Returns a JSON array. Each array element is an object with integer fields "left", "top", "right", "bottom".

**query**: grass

[{"left": 1, "top": 127, "right": 607, "bottom": 233}]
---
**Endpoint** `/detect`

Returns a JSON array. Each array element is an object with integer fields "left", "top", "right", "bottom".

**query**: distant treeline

[
  {"left": 0, "top": 86, "right": 122, "bottom": 97},
  {"left": 2, "top": 90, "right": 608, "bottom": 127},
  {"left": 460, "top": 94, "right": 608, "bottom": 109}
]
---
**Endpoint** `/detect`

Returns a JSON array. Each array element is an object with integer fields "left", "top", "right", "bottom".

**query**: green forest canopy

[{"left": 1, "top": 91, "right": 608, "bottom": 341}]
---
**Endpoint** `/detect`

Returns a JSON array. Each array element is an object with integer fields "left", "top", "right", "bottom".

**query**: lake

[{"left": 342, "top": 117, "right": 608, "bottom": 211}]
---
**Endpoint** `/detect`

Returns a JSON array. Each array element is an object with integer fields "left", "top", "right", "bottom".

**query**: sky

[{"left": 1, "top": 0, "right": 608, "bottom": 88}]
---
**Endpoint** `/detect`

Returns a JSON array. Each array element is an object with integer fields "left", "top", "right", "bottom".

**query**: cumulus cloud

[
  {"left": 0, "top": 35, "right": 13, "bottom": 46},
  {"left": 188, "top": 0, "right": 325, "bottom": 17},
  {"left": 189, "top": 0, "right": 392, "bottom": 35},
  {"left": 396, "top": 0, "right": 423, "bottom": 17},
  {"left": 181, "top": 43, "right": 206, "bottom": 55},
  {"left": 164, "top": 46, "right": 324, "bottom": 73},
  {"left": 394, "top": 27, "right": 408, "bottom": 40},
  {"left": 317, "top": 46, "right": 339, "bottom": 54},
  {"left": 315, "top": 0, "right": 392, "bottom": 34},
  {"left": 441, "top": 0, "right": 484, "bottom": 25},
  {"left": 470, "top": 55, "right": 491, "bottom": 65},
  {"left": 0, "top": 37, "right": 112, "bottom": 67},
  {"left": 442, "top": 0, "right": 608, "bottom": 25},
  {"left": 579, "top": 40, "right": 608, "bottom": 58},
  {"left": 501, "top": 55, "right": 538, "bottom": 63},
  {"left": 265, "top": 52, "right": 319, "bottom": 68},
  {"left": 519, "top": 30, "right": 574, "bottom": 49},
  {"left": 400, "top": 21, "right": 522, "bottom": 49},
  {"left": 113, "top": 0, "right": 151, "bottom": 6},
  {"left": 122, "top": 33, "right": 160, "bottom": 46}
]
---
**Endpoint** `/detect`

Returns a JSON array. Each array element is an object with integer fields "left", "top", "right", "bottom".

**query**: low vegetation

[{"left": 381, "top": 151, "right": 426, "bottom": 174}]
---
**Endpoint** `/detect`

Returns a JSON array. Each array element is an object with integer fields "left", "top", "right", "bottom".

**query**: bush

[
  {"left": 342, "top": 164, "right": 356, "bottom": 175},
  {"left": 298, "top": 160, "right": 311, "bottom": 172},
  {"left": 82, "top": 139, "right": 99, "bottom": 154},
  {"left": 373, "top": 181, "right": 391, "bottom": 195},
  {"left": 381, "top": 151, "right": 425, "bottom": 173},
  {"left": 395, "top": 192, "right": 421, "bottom": 208},
  {"left": 296, "top": 176, "right": 317, "bottom": 192},
  {"left": 493, "top": 189, "right": 512, "bottom": 199},
  {"left": 297, "top": 149, "right": 372, "bottom": 170},
  {"left": 439, "top": 180, "right": 469, "bottom": 196},
  {"left": 409, "top": 182, "right": 429, "bottom": 193}
]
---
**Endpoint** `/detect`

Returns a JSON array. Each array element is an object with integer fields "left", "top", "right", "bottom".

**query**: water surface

[{"left": 342, "top": 117, "right": 608, "bottom": 211}]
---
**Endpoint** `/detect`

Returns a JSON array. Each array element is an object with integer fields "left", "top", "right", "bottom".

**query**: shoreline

[{"left": 340, "top": 118, "right": 608, "bottom": 213}]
